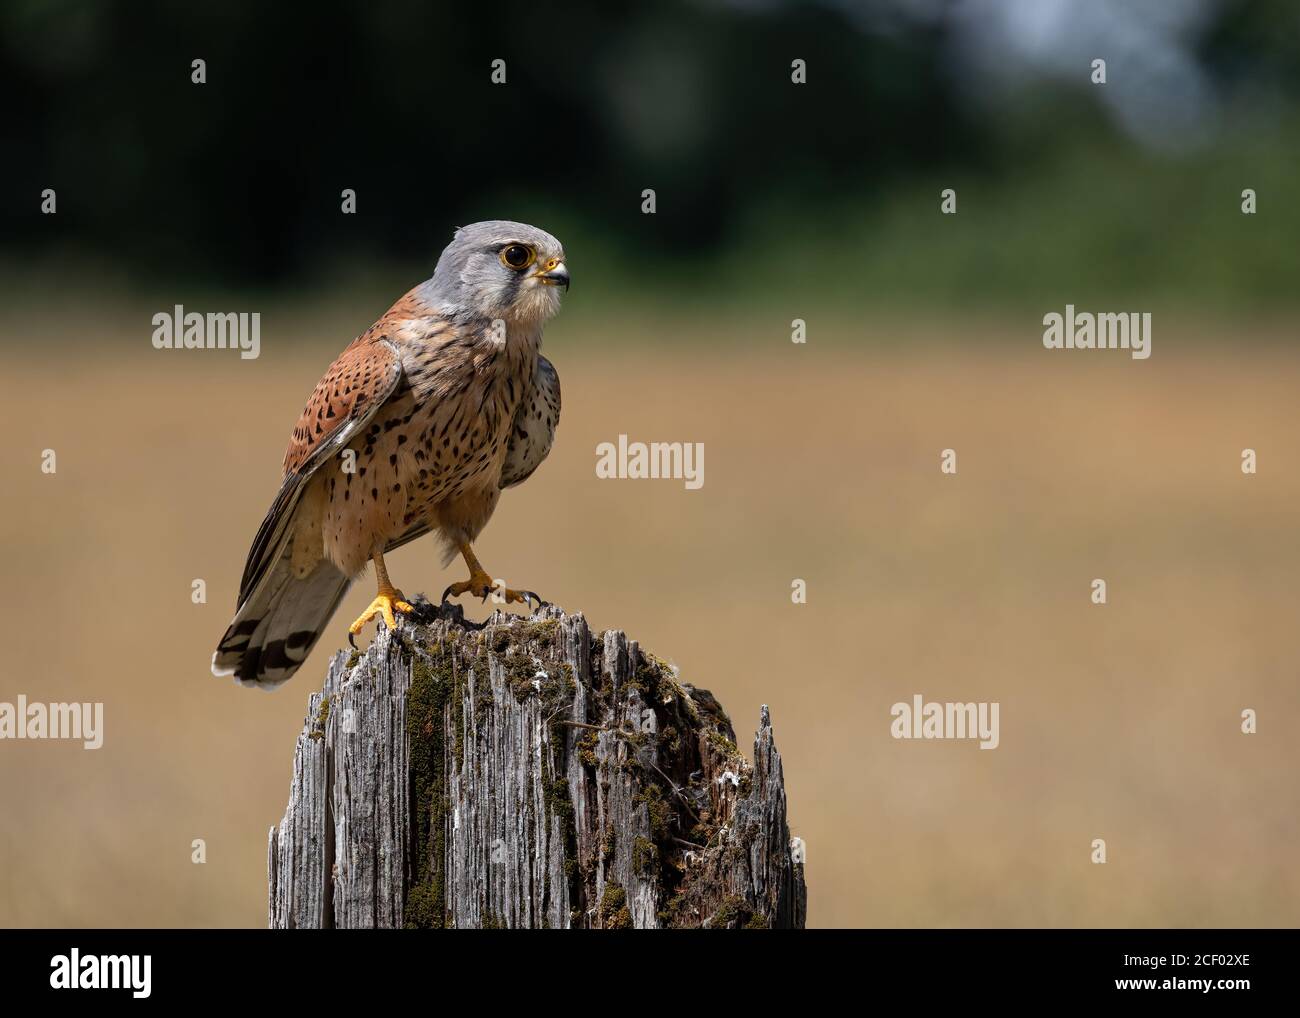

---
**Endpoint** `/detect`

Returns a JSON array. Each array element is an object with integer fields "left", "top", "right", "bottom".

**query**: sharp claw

[
  {"left": 348, "top": 631, "right": 357, "bottom": 649},
  {"left": 522, "top": 591, "right": 542, "bottom": 610},
  {"left": 440, "top": 584, "right": 455, "bottom": 604}
]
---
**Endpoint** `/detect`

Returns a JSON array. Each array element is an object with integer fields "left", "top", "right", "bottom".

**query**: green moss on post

[
  {"left": 711, "top": 894, "right": 751, "bottom": 929},
  {"left": 599, "top": 882, "right": 632, "bottom": 930},
  {"left": 308, "top": 695, "right": 331, "bottom": 741},
  {"left": 404, "top": 651, "right": 454, "bottom": 928}
]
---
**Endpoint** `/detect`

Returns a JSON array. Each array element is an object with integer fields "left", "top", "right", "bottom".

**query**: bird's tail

[{"left": 212, "top": 556, "right": 350, "bottom": 689}]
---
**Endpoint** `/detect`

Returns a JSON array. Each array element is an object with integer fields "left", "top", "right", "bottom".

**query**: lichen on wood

[{"left": 268, "top": 601, "right": 806, "bottom": 928}]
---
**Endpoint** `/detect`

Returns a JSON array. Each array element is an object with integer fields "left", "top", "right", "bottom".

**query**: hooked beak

[{"left": 536, "top": 260, "right": 570, "bottom": 290}]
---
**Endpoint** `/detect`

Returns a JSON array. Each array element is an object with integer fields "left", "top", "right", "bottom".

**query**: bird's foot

[
  {"left": 441, "top": 571, "right": 544, "bottom": 610},
  {"left": 348, "top": 587, "right": 415, "bottom": 646}
]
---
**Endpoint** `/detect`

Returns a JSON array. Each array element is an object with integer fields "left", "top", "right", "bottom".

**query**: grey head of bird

[{"left": 421, "top": 220, "right": 569, "bottom": 326}]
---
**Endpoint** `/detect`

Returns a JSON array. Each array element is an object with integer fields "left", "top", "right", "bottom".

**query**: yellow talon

[
  {"left": 349, "top": 551, "right": 416, "bottom": 643},
  {"left": 442, "top": 570, "right": 495, "bottom": 601},
  {"left": 440, "top": 545, "right": 544, "bottom": 609},
  {"left": 348, "top": 587, "right": 415, "bottom": 637}
]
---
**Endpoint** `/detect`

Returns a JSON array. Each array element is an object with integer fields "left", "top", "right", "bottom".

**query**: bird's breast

[{"left": 388, "top": 330, "right": 539, "bottom": 518}]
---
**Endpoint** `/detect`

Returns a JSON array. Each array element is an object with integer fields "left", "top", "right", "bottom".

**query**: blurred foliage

[{"left": 1, "top": 0, "right": 1298, "bottom": 310}]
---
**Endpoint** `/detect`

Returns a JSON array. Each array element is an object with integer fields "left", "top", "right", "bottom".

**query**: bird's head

[{"left": 424, "top": 220, "right": 569, "bottom": 326}]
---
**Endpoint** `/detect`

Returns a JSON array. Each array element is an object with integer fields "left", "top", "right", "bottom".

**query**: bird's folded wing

[
  {"left": 499, "top": 353, "right": 562, "bottom": 489},
  {"left": 236, "top": 336, "right": 405, "bottom": 608}
]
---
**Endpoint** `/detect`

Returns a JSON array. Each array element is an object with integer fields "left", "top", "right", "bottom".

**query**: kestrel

[{"left": 212, "top": 221, "right": 568, "bottom": 688}]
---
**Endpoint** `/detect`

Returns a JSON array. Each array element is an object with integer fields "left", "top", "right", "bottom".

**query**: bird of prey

[{"left": 212, "top": 221, "right": 568, "bottom": 688}]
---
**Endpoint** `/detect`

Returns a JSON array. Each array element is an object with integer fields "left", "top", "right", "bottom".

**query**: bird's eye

[{"left": 500, "top": 244, "right": 535, "bottom": 270}]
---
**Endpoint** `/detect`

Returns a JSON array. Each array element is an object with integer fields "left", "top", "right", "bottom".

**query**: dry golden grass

[{"left": 1, "top": 310, "right": 1298, "bottom": 927}]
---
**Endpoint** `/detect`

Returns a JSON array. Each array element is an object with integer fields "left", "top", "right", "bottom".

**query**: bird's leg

[
  {"left": 441, "top": 542, "right": 543, "bottom": 609},
  {"left": 348, "top": 550, "right": 415, "bottom": 645}
]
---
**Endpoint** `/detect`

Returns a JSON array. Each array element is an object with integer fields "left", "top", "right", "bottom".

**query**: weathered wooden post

[{"left": 268, "top": 602, "right": 806, "bottom": 928}]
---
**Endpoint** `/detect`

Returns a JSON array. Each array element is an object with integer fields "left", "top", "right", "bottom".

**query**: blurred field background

[{"left": 2, "top": 0, "right": 1300, "bottom": 927}]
